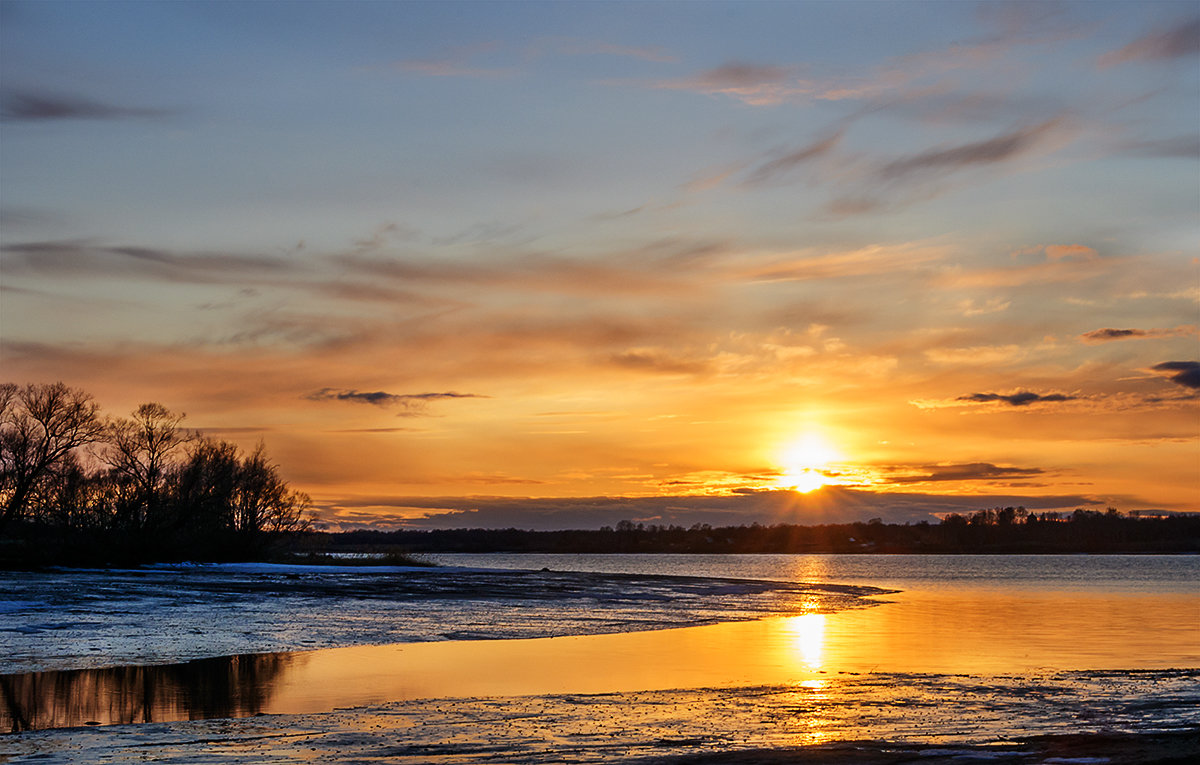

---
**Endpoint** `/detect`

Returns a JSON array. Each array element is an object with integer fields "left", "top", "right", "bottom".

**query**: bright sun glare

[{"left": 778, "top": 433, "right": 841, "bottom": 493}]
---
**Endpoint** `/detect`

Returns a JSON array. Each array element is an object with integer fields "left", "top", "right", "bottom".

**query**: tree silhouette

[
  {"left": 0, "top": 383, "right": 105, "bottom": 531},
  {"left": 2, "top": 382, "right": 314, "bottom": 563},
  {"left": 103, "top": 403, "right": 191, "bottom": 530}
]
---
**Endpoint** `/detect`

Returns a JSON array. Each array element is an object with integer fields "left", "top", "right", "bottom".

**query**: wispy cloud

[
  {"left": 335, "top": 239, "right": 726, "bottom": 297},
  {"left": 924, "top": 345, "right": 1022, "bottom": 365},
  {"left": 327, "top": 427, "right": 421, "bottom": 434},
  {"left": 879, "top": 119, "right": 1065, "bottom": 181},
  {"left": 527, "top": 38, "right": 677, "bottom": 63},
  {"left": 386, "top": 37, "right": 676, "bottom": 82},
  {"left": 737, "top": 116, "right": 1075, "bottom": 215},
  {"left": 396, "top": 60, "right": 516, "bottom": 78},
  {"left": 958, "top": 297, "right": 1011, "bottom": 316},
  {"left": 1081, "top": 326, "right": 1197, "bottom": 344},
  {"left": 939, "top": 246, "right": 1121, "bottom": 289},
  {"left": 2, "top": 238, "right": 296, "bottom": 283},
  {"left": 1122, "top": 135, "right": 1200, "bottom": 159},
  {"left": 651, "top": 61, "right": 808, "bottom": 106},
  {"left": 0, "top": 89, "right": 172, "bottom": 122},
  {"left": 1099, "top": 16, "right": 1200, "bottom": 67},
  {"left": 609, "top": 348, "right": 710, "bottom": 376},
  {"left": 392, "top": 43, "right": 516, "bottom": 78},
  {"left": 739, "top": 241, "right": 948, "bottom": 283},
  {"left": 645, "top": 21, "right": 1066, "bottom": 110},
  {"left": 744, "top": 129, "right": 845, "bottom": 186},
  {"left": 1042, "top": 244, "right": 1099, "bottom": 262},
  {"left": 911, "top": 389, "right": 1197, "bottom": 414},
  {"left": 641, "top": 26, "right": 1081, "bottom": 213}
]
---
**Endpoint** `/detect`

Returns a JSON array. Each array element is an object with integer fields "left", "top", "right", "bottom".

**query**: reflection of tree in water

[{"left": 1, "top": 651, "right": 301, "bottom": 732}]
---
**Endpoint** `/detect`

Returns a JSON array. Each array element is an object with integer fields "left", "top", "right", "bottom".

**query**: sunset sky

[{"left": 2, "top": 1, "right": 1197, "bottom": 530}]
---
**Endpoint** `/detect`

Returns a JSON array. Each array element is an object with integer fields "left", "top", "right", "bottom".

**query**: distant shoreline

[
  {"left": 302, "top": 513, "right": 1200, "bottom": 557},
  {"left": 2, "top": 517, "right": 1200, "bottom": 573},
  {"left": 3, "top": 509, "right": 1198, "bottom": 570}
]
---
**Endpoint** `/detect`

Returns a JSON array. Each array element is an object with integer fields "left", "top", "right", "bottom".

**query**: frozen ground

[{"left": 0, "top": 563, "right": 889, "bottom": 673}]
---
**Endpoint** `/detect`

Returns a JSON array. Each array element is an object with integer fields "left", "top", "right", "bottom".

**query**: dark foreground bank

[{"left": 632, "top": 730, "right": 1200, "bottom": 764}]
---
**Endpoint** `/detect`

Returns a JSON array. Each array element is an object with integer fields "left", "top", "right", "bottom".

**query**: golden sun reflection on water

[
  {"left": 784, "top": 613, "right": 826, "bottom": 670},
  {"left": 6, "top": 589, "right": 1197, "bottom": 732},
  {"left": 775, "top": 610, "right": 834, "bottom": 746},
  {"left": 769, "top": 678, "right": 835, "bottom": 747}
]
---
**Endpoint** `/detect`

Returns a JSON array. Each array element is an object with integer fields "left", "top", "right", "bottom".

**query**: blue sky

[{"left": 2, "top": 1, "right": 1197, "bottom": 529}]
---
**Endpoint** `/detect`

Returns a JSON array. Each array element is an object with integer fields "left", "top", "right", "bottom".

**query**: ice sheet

[{"left": 0, "top": 565, "right": 889, "bottom": 673}]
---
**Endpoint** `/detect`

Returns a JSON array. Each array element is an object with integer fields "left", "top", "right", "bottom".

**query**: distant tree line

[
  {"left": 1, "top": 382, "right": 312, "bottom": 566},
  {"left": 315, "top": 507, "right": 1200, "bottom": 555}
]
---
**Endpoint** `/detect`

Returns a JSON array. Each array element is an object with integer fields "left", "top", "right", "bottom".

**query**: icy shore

[{"left": 0, "top": 563, "right": 889, "bottom": 674}]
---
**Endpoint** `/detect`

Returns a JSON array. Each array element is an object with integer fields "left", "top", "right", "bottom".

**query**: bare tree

[
  {"left": 172, "top": 436, "right": 241, "bottom": 533},
  {"left": 0, "top": 382, "right": 106, "bottom": 530},
  {"left": 104, "top": 403, "right": 191, "bottom": 529},
  {"left": 235, "top": 444, "right": 312, "bottom": 536}
]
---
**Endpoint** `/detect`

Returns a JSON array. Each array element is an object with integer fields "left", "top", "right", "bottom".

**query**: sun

[{"left": 777, "top": 432, "right": 841, "bottom": 493}]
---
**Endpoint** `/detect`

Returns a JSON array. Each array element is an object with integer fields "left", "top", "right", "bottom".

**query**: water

[
  {"left": 6, "top": 555, "right": 1194, "bottom": 675},
  {"left": 425, "top": 552, "right": 1200, "bottom": 593},
  {"left": 0, "top": 562, "right": 886, "bottom": 674},
  {"left": 1, "top": 554, "right": 1197, "bottom": 737}
]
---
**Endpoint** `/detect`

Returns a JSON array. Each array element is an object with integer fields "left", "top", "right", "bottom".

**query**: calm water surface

[
  {"left": 427, "top": 552, "right": 1200, "bottom": 593},
  {"left": 2, "top": 554, "right": 1196, "bottom": 733}
]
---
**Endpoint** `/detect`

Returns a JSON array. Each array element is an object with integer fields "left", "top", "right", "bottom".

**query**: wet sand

[{"left": 3, "top": 675, "right": 1198, "bottom": 763}]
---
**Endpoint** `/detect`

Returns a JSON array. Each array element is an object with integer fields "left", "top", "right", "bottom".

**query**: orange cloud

[
  {"left": 1045, "top": 244, "right": 1099, "bottom": 262},
  {"left": 923, "top": 345, "right": 1022, "bottom": 365}
]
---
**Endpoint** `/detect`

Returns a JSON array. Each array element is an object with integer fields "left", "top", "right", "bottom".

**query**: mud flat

[{"left": 3, "top": 674, "right": 1198, "bottom": 764}]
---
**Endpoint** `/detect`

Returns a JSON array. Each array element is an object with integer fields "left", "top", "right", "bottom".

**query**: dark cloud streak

[
  {"left": 885, "top": 462, "right": 1045, "bottom": 484},
  {"left": 2, "top": 239, "right": 295, "bottom": 283},
  {"left": 1082, "top": 328, "right": 1146, "bottom": 342},
  {"left": 1124, "top": 135, "right": 1200, "bottom": 159},
  {"left": 609, "top": 350, "right": 709, "bottom": 375},
  {"left": 1152, "top": 361, "right": 1200, "bottom": 390},
  {"left": 745, "top": 129, "right": 844, "bottom": 185},
  {"left": 307, "top": 388, "right": 487, "bottom": 416},
  {"left": 879, "top": 119, "right": 1061, "bottom": 180},
  {"left": 957, "top": 391, "right": 1076, "bottom": 406},
  {"left": 1099, "top": 16, "right": 1200, "bottom": 67},
  {"left": 1080, "top": 327, "right": 1195, "bottom": 344},
  {"left": 1, "top": 90, "right": 173, "bottom": 122}
]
